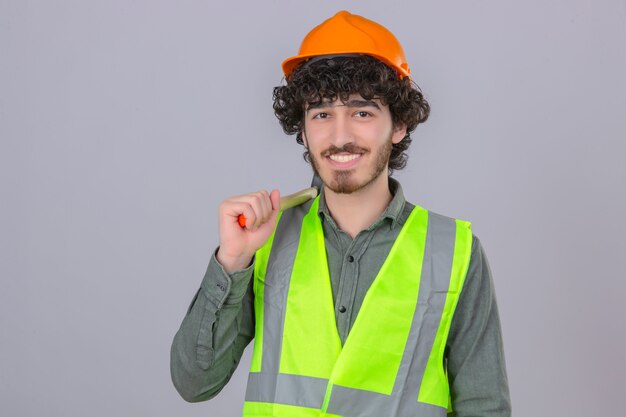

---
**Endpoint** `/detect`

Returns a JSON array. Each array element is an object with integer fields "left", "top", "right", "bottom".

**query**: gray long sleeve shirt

[{"left": 170, "top": 179, "right": 511, "bottom": 416}]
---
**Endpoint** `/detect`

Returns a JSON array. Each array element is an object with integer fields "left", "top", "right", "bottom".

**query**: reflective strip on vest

[{"left": 244, "top": 197, "right": 472, "bottom": 417}]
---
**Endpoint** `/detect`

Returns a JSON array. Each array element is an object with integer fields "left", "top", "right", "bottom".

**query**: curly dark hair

[{"left": 273, "top": 55, "right": 430, "bottom": 174}]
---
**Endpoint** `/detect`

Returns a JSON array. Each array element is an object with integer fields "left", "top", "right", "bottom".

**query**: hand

[{"left": 216, "top": 189, "right": 280, "bottom": 273}]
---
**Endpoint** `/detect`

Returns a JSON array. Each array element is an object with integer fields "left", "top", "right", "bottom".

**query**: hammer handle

[{"left": 237, "top": 187, "right": 318, "bottom": 227}]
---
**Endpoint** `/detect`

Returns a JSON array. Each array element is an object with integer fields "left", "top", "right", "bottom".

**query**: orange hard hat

[{"left": 282, "top": 11, "right": 410, "bottom": 79}]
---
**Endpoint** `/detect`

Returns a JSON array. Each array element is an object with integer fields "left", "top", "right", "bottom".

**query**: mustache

[{"left": 320, "top": 143, "right": 369, "bottom": 158}]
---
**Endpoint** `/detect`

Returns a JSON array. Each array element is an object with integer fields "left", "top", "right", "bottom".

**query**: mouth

[
  {"left": 329, "top": 153, "right": 361, "bottom": 162},
  {"left": 326, "top": 152, "right": 363, "bottom": 169}
]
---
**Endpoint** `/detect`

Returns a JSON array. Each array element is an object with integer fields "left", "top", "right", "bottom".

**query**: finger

[
  {"left": 223, "top": 201, "right": 257, "bottom": 229},
  {"left": 247, "top": 193, "right": 269, "bottom": 229},
  {"left": 225, "top": 190, "right": 276, "bottom": 229},
  {"left": 269, "top": 189, "right": 281, "bottom": 212},
  {"left": 229, "top": 191, "right": 271, "bottom": 224},
  {"left": 248, "top": 191, "right": 269, "bottom": 227},
  {"left": 260, "top": 190, "right": 273, "bottom": 223},
  {"left": 227, "top": 192, "right": 265, "bottom": 227}
]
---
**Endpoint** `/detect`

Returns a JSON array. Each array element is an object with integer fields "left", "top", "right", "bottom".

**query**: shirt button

[
  {"left": 347, "top": 255, "right": 354, "bottom": 263},
  {"left": 339, "top": 306, "right": 347, "bottom": 313}
]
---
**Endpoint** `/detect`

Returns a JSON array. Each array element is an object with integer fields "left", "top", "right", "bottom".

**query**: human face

[{"left": 302, "top": 94, "right": 406, "bottom": 194}]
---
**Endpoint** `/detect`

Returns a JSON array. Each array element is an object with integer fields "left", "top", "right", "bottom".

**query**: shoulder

[
  {"left": 403, "top": 201, "right": 472, "bottom": 231},
  {"left": 403, "top": 198, "right": 490, "bottom": 292},
  {"left": 271, "top": 198, "right": 318, "bottom": 245},
  {"left": 460, "top": 233, "right": 497, "bottom": 309},
  {"left": 277, "top": 198, "right": 316, "bottom": 224}
]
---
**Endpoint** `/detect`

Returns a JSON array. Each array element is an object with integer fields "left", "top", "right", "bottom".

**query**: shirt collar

[{"left": 317, "top": 177, "right": 406, "bottom": 230}]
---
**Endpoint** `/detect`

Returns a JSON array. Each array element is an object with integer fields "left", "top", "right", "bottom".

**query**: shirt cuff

[{"left": 200, "top": 248, "right": 255, "bottom": 308}]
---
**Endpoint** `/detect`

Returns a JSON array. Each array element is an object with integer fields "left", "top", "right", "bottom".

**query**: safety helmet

[{"left": 282, "top": 11, "right": 410, "bottom": 79}]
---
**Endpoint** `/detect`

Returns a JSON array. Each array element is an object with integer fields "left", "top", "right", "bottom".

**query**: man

[{"left": 171, "top": 11, "right": 511, "bottom": 417}]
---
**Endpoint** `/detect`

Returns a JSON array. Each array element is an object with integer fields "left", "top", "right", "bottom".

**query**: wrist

[{"left": 216, "top": 248, "right": 254, "bottom": 274}]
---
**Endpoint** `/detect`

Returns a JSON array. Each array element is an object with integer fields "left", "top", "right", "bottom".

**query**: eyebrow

[{"left": 306, "top": 99, "right": 381, "bottom": 112}]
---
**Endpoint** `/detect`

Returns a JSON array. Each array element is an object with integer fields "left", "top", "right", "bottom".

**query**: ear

[
  {"left": 301, "top": 130, "right": 309, "bottom": 148},
  {"left": 391, "top": 123, "right": 407, "bottom": 144}
]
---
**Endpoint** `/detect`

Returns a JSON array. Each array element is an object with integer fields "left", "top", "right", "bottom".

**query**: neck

[{"left": 323, "top": 173, "right": 393, "bottom": 239}]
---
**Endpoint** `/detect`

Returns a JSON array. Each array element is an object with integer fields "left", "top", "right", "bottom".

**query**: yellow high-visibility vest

[{"left": 243, "top": 197, "right": 472, "bottom": 417}]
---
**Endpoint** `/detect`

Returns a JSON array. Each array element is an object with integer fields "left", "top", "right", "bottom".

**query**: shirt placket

[{"left": 334, "top": 229, "right": 377, "bottom": 345}]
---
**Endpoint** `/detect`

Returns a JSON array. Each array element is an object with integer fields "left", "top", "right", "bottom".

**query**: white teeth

[{"left": 329, "top": 154, "right": 360, "bottom": 163}]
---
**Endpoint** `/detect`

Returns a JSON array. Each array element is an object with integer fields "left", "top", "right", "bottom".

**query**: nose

[{"left": 330, "top": 112, "right": 353, "bottom": 148}]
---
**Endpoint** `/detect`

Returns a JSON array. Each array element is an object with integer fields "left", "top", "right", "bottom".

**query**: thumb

[{"left": 269, "top": 189, "right": 281, "bottom": 212}]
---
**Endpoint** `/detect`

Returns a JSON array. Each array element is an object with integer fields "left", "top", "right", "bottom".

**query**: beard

[{"left": 309, "top": 138, "right": 393, "bottom": 194}]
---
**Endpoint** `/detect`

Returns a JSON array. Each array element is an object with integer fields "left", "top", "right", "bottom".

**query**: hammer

[{"left": 237, "top": 175, "right": 323, "bottom": 227}]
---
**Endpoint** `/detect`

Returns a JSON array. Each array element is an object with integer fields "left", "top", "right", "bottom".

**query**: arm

[
  {"left": 446, "top": 236, "right": 512, "bottom": 417},
  {"left": 170, "top": 250, "right": 255, "bottom": 402},
  {"left": 170, "top": 189, "right": 280, "bottom": 402}
]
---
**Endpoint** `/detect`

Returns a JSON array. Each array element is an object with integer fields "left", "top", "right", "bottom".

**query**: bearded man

[{"left": 171, "top": 11, "right": 511, "bottom": 417}]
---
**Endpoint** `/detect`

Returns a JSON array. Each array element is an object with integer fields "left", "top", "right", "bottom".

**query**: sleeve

[
  {"left": 446, "top": 236, "right": 512, "bottom": 417},
  {"left": 170, "top": 248, "right": 255, "bottom": 402}
]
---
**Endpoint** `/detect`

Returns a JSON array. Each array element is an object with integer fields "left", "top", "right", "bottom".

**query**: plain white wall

[{"left": 2, "top": 1, "right": 625, "bottom": 416}]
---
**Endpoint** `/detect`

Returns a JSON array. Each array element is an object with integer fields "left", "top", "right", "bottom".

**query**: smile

[{"left": 328, "top": 153, "right": 362, "bottom": 163}]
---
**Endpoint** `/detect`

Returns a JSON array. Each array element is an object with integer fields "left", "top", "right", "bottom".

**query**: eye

[
  {"left": 312, "top": 112, "right": 329, "bottom": 119},
  {"left": 355, "top": 111, "right": 371, "bottom": 118}
]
